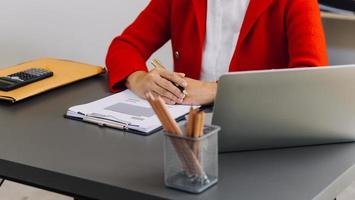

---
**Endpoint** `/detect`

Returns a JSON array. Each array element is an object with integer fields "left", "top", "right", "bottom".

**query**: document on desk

[{"left": 65, "top": 90, "right": 196, "bottom": 135}]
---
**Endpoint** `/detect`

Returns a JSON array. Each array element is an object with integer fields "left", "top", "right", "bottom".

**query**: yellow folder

[{"left": 0, "top": 58, "right": 105, "bottom": 103}]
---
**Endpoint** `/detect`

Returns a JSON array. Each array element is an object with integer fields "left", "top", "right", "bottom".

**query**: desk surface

[{"left": 1, "top": 75, "right": 355, "bottom": 200}]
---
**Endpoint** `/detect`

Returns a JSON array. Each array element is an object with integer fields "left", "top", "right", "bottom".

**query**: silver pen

[{"left": 83, "top": 116, "right": 128, "bottom": 130}]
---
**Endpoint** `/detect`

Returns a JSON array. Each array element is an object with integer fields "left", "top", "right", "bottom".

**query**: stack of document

[{"left": 66, "top": 90, "right": 195, "bottom": 135}]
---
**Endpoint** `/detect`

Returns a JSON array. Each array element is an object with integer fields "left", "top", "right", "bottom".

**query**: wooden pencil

[
  {"left": 199, "top": 111, "right": 205, "bottom": 137},
  {"left": 146, "top": 93, "right": 194, "bottom": 174},
  {"left": 152, "top": 59, "right": 165, "bottom": 69},
  {"left": 192, "top": 111, "right": 204, "bottom": 161},
  {"left": 193, "top": 112, "right": 201, "bottom": 138},
  {"left": 186, "top": 106, "right": 195, "bottom": 137},
  {"left": 147, "top": 93, "right": 195, "bottom": 174},
  {"left": 156, "top": 96, "right": 184, "bottom": 135},
  {"left": 146, "top": 94, "right": 207, "bottom": 178},
  {"left": 155, "top": 96, "right": 202, "bottom": 175}
]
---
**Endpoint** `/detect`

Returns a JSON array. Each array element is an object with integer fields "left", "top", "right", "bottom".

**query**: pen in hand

[{"left": 151, "top": 59, "right": 188, "bottom": 97}]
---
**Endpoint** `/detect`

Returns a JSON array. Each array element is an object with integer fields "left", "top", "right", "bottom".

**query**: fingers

[
  {"left": 181, "top": 97, "right": 194, "bottom": 105},
  {"left": 145, "top": 68, "right": 187, "bottom": 104},
  {"left": 177, "top": 72, "right": 185, "bottom": 77},
  {"left": 159, "top": 70, "right": 187, "bottom": 88},
  {"left": 154, "top": 76, "right": 185, "bottom": 99},
  {"left": 151, "top": 91, "right": 176, "bottom": 105},
  {"left": 151, "top": 84, "right": 180, "bottom": 104}
]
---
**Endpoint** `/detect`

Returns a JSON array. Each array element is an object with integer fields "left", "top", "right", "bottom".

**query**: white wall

[
  {"left": 322, "top": 18, "right": 355, "bottom": 65},
  {"left": 0, "top": 0, "right": 172, "bottom": 69},
  {"left": 0, "top": 1, "right": 354, "bottom": 69}
]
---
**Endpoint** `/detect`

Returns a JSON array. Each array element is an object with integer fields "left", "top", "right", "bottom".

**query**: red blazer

[{"left": 106, "top": 0, "right": 328, "bottom": 92}]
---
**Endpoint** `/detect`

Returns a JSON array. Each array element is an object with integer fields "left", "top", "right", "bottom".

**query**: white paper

[{"left": 67, "top": 90, "right": 195, "bottom": 133}]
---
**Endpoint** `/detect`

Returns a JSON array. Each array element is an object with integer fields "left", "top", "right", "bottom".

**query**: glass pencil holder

[{"left": 163, "top": 124, "right": 220, "bottom": 194}]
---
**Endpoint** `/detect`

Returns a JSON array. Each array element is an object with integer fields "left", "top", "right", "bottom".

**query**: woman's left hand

[{"left": 181, "top": 78, "right": 217, "bottom": 105}]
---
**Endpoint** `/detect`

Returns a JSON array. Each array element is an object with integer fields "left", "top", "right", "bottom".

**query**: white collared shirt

[{"left": 201, "top": 0, "right": 250, "bottom": 81}]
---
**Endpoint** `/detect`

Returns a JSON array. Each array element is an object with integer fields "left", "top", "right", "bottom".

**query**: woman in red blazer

[{"left": 106, "top": 0, "right": 328, "bottom": 105}]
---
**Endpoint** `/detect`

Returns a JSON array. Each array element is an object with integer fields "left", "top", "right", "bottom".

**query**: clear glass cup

[{"left": 164, "top": 124, "right": 220, "bottom": 193}]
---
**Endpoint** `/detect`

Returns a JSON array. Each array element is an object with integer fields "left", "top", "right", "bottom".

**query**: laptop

[{"left": 212, "top": 65, "right": 355, "bottom": 152}]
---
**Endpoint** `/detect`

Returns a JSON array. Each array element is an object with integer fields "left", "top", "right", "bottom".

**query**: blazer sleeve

[
  {"left": 285, "top": 0, "right": 328, "bottom": 67},
  {"left": 106, "top": 0, "right": 171, "bottom": 92}
]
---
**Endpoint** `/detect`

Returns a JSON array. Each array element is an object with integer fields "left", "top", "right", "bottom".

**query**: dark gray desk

[{"left": 1, "top": 75, "right": 355, "bottom": 200}]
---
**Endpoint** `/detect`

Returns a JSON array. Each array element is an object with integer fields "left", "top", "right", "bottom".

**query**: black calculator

[{"left": 0, "top": 68, "right": 53, "bottom": 91}]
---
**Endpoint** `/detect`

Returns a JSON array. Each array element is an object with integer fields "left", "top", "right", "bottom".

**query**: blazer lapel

[
  {"left": 192, "top": 0, "right": 207, "bottom": 47},
  {"left": 237, "top": 0, "right": 275, "bottom": 47},
  {"left": 192, "top": 0, "right": 274, "bottom": 48},
  {"left": 229, "top": 0, "right": 275, "bottom": 71},
  {"left": 192, "top": 0, "right": 275, "bottom": 72}
]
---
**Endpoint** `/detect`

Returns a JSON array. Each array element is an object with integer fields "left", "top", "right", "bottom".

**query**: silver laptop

[{"left": 212, "top": 65, "right": 355, "bottom": 152}]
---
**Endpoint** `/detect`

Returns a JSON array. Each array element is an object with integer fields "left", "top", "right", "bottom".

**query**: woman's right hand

[{"left": 125, "top": 68, "right": 187, "bottom": 104}]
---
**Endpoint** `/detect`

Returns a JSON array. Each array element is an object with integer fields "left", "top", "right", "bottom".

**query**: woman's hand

[
  {"left": 126, "top": 69, "right": 187, "bottom": 104},
  {"left": 182, "top": 78, "right": 217, "bottom": 105}
]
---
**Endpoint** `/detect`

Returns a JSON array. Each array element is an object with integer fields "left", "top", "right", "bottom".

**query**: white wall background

[
  {"left": 0, "top": 0, "right": 172, "bottom": 69},
  {"left": 0, "top": 1, "right": 354, "bottom": 69},
  {"left": 322, "top": 18, "right": 355, "bottom": 65}
]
